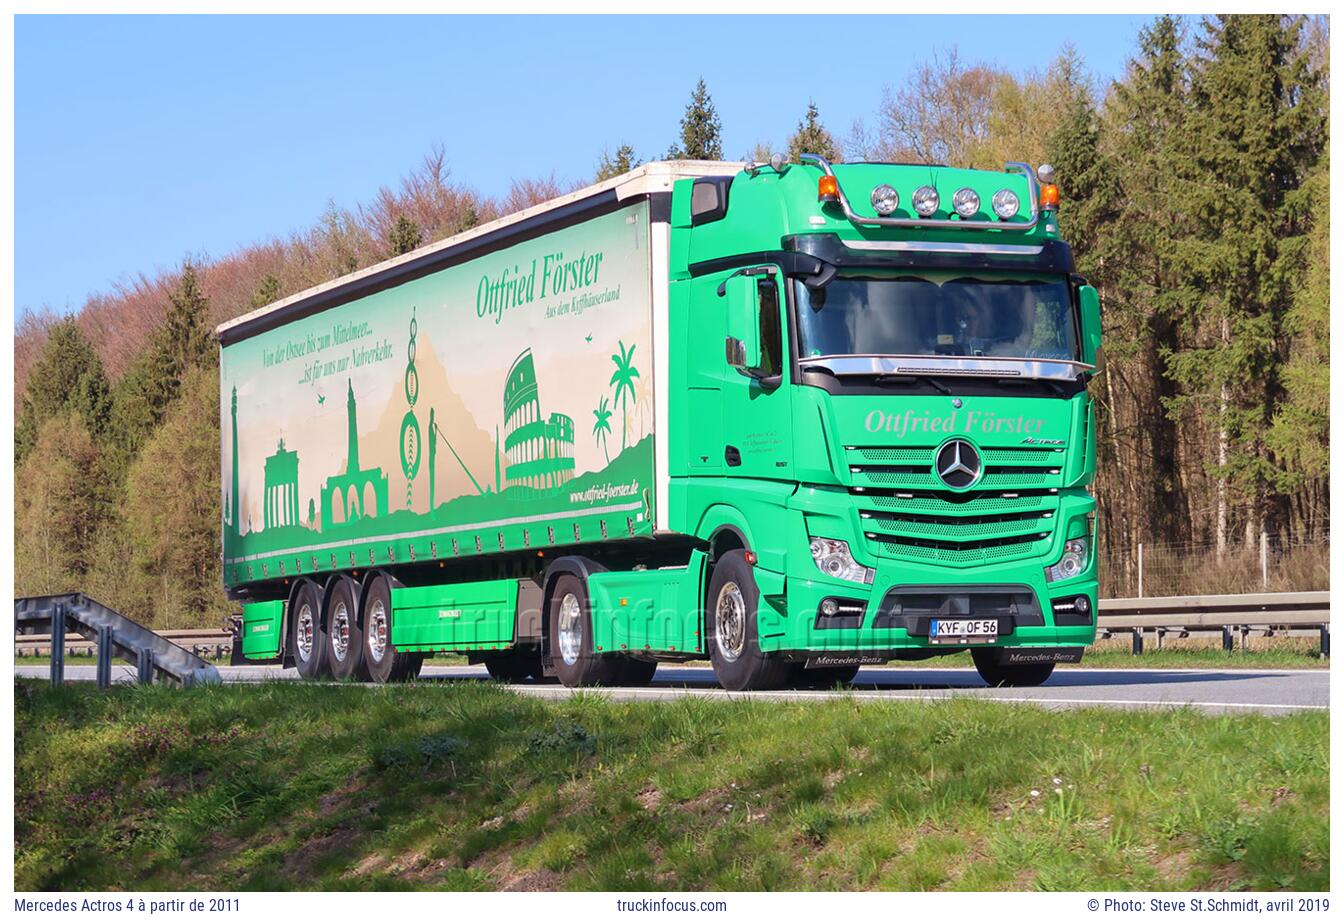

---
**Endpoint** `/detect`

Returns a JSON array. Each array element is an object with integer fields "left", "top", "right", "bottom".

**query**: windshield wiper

[{"left": 995, "top": 376, "right": 1066, "bottom": 397}]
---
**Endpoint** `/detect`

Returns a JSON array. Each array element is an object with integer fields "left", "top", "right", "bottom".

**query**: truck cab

[{"left": 668, "top": 155, "right": 1100, "bottom": 689}]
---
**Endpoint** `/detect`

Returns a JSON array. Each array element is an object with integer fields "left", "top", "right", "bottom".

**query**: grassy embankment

[{"left": 15, "top": 679, "right": 1327, "bottom": 891}]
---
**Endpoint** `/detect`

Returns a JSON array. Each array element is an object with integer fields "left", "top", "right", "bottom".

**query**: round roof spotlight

[
  {"left": 870, "top": 184, "right": 900, "bottom": 216},
  {"left": 1037, "top": 163, "right": 1056, "bottom": 185},
  {"left": 952, "top": 187, "right": 980, "bottom": 218},
  {"left": 912, "top": 185, "right": 940, "bottom": 217},
  {"left": 991, "top": 188, "right": 1020, "bottom": 220}
]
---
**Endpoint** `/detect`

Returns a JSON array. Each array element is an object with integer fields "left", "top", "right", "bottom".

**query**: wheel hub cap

[
  {"left": 367, "top": 600, "right": 388, "bottom": 663},
  {"left": 331, "top": 601, "right": 350, "bottom": 662},
  {"left": 715, "top": 582, "right": 747, "bottom": 662},
  {"left": 296, "top": 604, "right": 315, "bottom": 661},
  {"left": 558, "top": 593, "right": 582, "bottom": 666}
]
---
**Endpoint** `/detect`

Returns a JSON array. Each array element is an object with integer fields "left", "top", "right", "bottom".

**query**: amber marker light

[
  {"left": 1040, "top": 184, "right": 1060, "bottom": 208},
  {"left": 818, "top": 175, "right": 839, "bottom": 202}
]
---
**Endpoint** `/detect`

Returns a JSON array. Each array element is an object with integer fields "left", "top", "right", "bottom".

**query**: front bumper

[{"left": 755, "top": 498, "right": 1098, "bottom": 656}]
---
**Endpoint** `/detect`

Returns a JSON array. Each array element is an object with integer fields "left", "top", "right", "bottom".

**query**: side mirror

[
  {"left": 1078, "top": 284, "right": 1102, "bottom": 370},
  {"left": 722, "top": 274, "right": 761, "bottom": 372}
]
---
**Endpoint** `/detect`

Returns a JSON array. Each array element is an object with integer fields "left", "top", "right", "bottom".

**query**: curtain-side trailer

[{"left": 221, "top": 156, "right": 1101, "bottom": 690}]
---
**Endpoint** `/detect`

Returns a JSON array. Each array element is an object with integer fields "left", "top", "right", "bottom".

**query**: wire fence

[{"left": 1099, "top": 531, "right": 1330, "bottom": 599}]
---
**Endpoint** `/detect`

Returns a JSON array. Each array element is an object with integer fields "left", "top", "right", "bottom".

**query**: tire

[
  {"left": 706, "top": 550, "right": 792, "bottom": 691},
  {"left": 391, "top": 651, "right": 426, "bottom": 682},
  {"left": 615, "top": 658, "right": 658, "bottom": 686},
  {"left": 790, "top": 664, "right": 860, "bottom": 688},
  {"left": 359, "top": 575, "right": 413, "bottom": 684},
  {"left": 548, "top": 573, "right": 618, "bottom": 687},
  {"left": 325, "top": 577, "right": 364, "bottom": 681},
  {"left": 483, "top": 650, "right": 543, "bottom": 682},
  {"left": 971, "top": 648, "right": 1056, "bottom": 687},
  {"left": 290, "top": 581, "right": 327, "bottom": 680}
]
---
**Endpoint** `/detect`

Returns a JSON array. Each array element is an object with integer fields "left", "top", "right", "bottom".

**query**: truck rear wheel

[
  {"left": 706, "top": 550, "right": 791, "bottom": 691},
  {"left": 325, "top": 577, "right": 364, "bottom": 681},
  {"left": 391, "top": 651, "right": 426, "bottom": 682},
  {"left": 615, "top": 658, "right": 658, "bottom": 686},
  {"left": 359, "top": 574, "right": 415, "bottom": 684},
  {"left": 971, "top": 648, "right": 1056, "bottom": 687},
  {"left": 290, "top": 581, "right": 327, "bottom": 680},
  {"left": 548, "top": 574, "right": 618, "bottom": 687},
  {"left": 483, "top": 651, "right": 543, "bottom": 682}
]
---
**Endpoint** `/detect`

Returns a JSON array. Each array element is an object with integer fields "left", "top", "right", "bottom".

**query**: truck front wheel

[
  {"left": 548, "top": 574, "right": 618, "bottom": 687},
  {"left": 971, "top": 648, "right": 1056, "bottom": 687},
  {"left": 290, "top": 581, "right": 327, "bottom": 680},
  {"left": 706, "top": 550, "right": 791, "bottom": 692}
]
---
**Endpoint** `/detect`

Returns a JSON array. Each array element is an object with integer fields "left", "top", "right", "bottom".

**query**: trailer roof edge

[{"left": 215, "top": 160, "right": 744, "bottom": 344}]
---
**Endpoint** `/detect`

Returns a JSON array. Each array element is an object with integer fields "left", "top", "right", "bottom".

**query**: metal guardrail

[
  {"left": 14, "top": 591, "right": 1330, "bottom": 672},
  {"left": 1097, "top": 591, "right": 1330, "bottom": 656},
  {"left": 14, "top": 594, "right": 221, "bottom": 687}
]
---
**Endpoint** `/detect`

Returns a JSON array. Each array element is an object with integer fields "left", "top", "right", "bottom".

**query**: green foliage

[
  {"left": 666, "top": 78, "right": 723, "bottom": 160},
  {"left": 388, "top": 214, "right": 423, "bottom": 256},
  {"left": 250, "top": 274, "right": 281, "bottom": 311},
  {"left": 785, "top": 101, "right": 840, "bottom": 163},
  {"left": 120, "top": 366, "right": 227, "bottom": 628},
  {"left": 15, "top": 319, "right": 111, "bottom": 465},
  {"left": 595, "top": 144, "right": 639, "bottom": 182},
  {"left": 14, "top": 415, "right": 105, "bottom": 594}
]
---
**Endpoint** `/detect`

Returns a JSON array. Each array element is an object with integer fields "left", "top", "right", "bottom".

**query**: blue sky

[{"left": 15, "top": 14, "right": 1156, "bottom": 318}]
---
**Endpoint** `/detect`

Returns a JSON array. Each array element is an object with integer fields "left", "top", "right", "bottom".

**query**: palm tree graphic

[
  {"left": 609, "top": 340, "right": 640, "bottom": 451},
  {"left": 592, "top": 397, "right": 613, "bottom": 465}
]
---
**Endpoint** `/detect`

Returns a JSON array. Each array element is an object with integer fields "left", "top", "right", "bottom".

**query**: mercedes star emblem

[{"left": 934, "top": 439, "right": 982, "bottom": 489}]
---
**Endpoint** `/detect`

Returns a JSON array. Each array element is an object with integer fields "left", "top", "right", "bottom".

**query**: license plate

[{"left": 929, "top": 618, "right": 998, "bottom": 643}]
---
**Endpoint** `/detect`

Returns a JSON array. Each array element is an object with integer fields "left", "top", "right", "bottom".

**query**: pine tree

[
  {"left": 251, "top": 273, "right": 281, "bottom": 310},
  {"left": 786, "top": 101, "right": 841, "bottom": 163},
  {"left": 388, "top": 214, "right": 423, "bottom": 255},
  {"left": 596, "top": 144, "right": 640, "bottom": 181},
  {"left": 160, "top": 260, "right": 216, "bottom": 387},
  {"left": 14, "top": 318, "right": 111, "bottom": 465},
  {"left": 667, "top": 79, "right": 723, "bottom": 160},
  {"left": 1164, "top": 15, "right": 1326, "bottom": 547}
]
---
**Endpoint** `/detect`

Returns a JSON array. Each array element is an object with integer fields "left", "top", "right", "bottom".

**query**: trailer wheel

[
  {"left": 359, "top": 575, "right": 411, "bottom": 684},
  {"left": 615, "top": 658, "right": 658, "bottom": 687},
  {"left": 706, "top": 550, "right": 791, "bottom": 691},
  {"left": 325, "top": 577, "right": 364, "bottom": 681},
  {"left": 391, "top": 651, "right": 426, "bottom": 682},
  {"left": 483, "top": 651, "right": 543, "bottom": 682},
  {"left": 971, "top": 648, "right": 1055, "bottom": 687},
  {"left": 290, "top": 581, "right": 327, "bottom": 680},
  {"left": 548, "top": 574, "right": 617, "bottom": 687}
]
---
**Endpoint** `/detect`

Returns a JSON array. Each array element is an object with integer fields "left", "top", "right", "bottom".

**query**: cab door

[{"left": 715, "top": 266, "right": 794, "bottom": 481}]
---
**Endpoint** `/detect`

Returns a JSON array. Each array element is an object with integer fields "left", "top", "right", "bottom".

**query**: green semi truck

[{"left": 221, "top": 155, "right": 1100, "bottom": 690}]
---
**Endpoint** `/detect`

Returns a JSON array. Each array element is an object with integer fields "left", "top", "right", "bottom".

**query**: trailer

[{"left": 220, "top": 156, "right": 1101, "bottom": 690}]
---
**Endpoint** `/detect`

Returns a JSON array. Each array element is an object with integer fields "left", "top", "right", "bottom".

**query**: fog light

[
  {"left": 1075, "top": 596, "right": 1090, "bottom": 614},
  {"left": 819, "top": 598, "right": 839, "bottom": 617}
]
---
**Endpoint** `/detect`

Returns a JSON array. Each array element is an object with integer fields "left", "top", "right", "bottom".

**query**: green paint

[
  {"left": 391, "top": 580, "right": 517, "bottom": 651},
  {"left": 240, "top": 600, "right": 283, "bottom": 659}
]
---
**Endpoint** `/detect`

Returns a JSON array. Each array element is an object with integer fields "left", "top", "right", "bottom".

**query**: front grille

[{"left": 845, "top": 443, "right": 1064, "bottom": 565}]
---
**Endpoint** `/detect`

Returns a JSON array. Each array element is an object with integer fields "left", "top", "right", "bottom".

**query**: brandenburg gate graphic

[{"left": 263, "top": 439, "right": 301, "bottom": 529}]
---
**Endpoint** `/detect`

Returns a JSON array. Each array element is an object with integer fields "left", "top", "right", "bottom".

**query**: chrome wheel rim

[
  {"left": 366, "top": 599, "right": 388, "bottom": 664},
  {"left": 715, "top": 582, "right": 747, "bottom": 662},
  {"left": 557, "top": 592, "right": 583, "bottom": 666},
  {"left": 330, "top": 600, "right": 351, "bottom": 662},
  {"left": 295, "top": 602, "right": 315, "bottom": 662}
]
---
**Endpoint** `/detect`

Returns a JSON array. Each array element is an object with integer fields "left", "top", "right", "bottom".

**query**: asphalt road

[{"left": 15, "top": 663, "right": 1328, "bottom": 715}]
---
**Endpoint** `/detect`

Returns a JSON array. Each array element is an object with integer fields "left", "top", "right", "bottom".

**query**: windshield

[{"left": 795, "top": 273, "right": 1080, "bottom": 362}]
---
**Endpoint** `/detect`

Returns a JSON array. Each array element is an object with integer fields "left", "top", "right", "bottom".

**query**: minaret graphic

[
  {"left": 230, "top": 386, "right": 240, "bottom": 535},
  {"left": 347, "top": 379, "right": 360, "bottom": 473}
]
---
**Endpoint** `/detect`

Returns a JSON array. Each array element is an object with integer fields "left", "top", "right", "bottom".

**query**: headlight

[
  {"left": 912, "top": 185, "right": 939, "bottom": 217},
  {"left": 870, "top": 184, "right": 899, "bottom": 216},
  {"left": 1045, "top": 537, "right": 1090, "bottom": 582},
  {"left": 952, "top": 187, "right": 980, "bottom": 217},
  {"left": 810, "top": 537, "right": 875, "bottom": 585},
  {"left": 991, "top": 188, "right": 1020, "bottom": 219}
]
